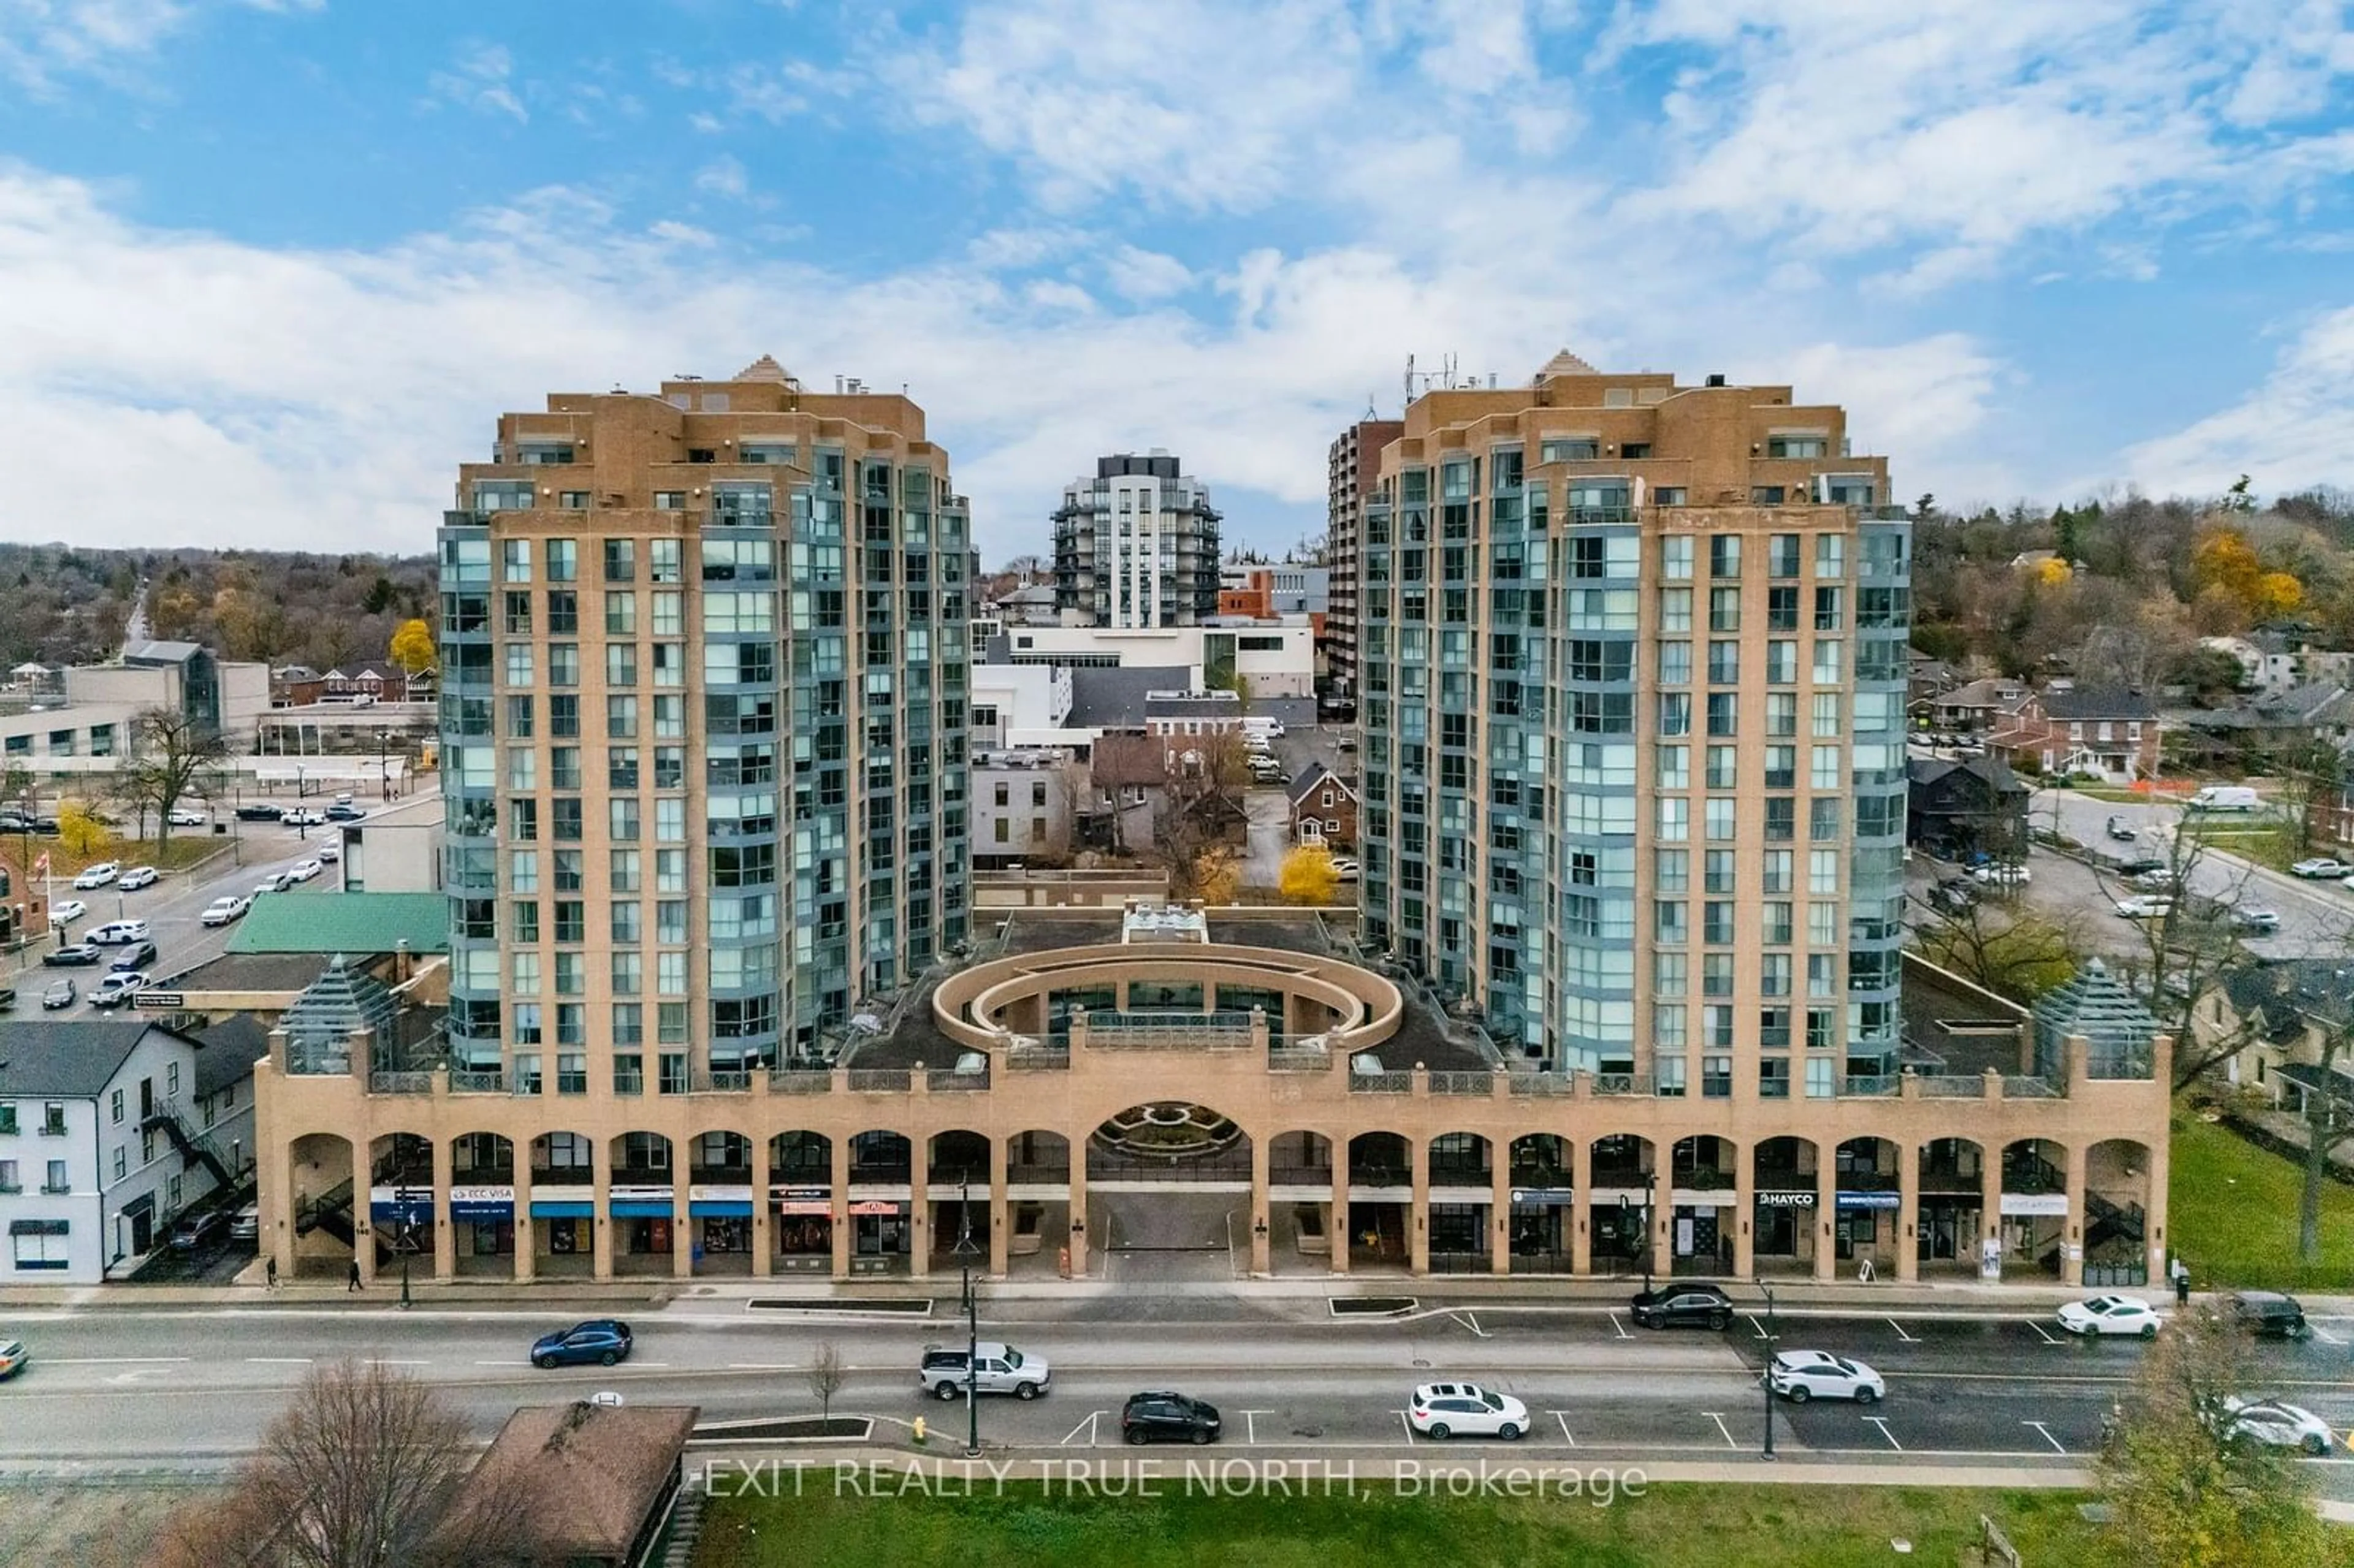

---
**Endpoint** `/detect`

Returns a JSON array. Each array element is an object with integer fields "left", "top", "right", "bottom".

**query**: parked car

[
  {"left": 1120, "top": 1391, "right": 1222, "bottom": 1445},
  {"left": 253, "top": 872, "right": 292, "bottom": 896},
  {"left": 109, "top": 941, "right": 159, "bottom": 972},
  {"left": 2105, "top": 815, "right": 2138, "bottom": 842},
  {"left": 229, "top": 1203, "right": 260, "bottom": 1242},
  {"left": 2290, "top": 858, "right": 2353, "bottom": 880},
  {"left": 919, "top": 1342, "right": 1051, "bottom": 1400},
  {"left": 2106, "top": 854, "right": 2166, "bottom": 877},
  {"left": 235, "top": 804, "right": 286, "bottom": 822},
  {"left": 316, "top": 840, "right": 341, "bottom": 863},
  {"left": 280, "top": 809, "right": 326, "bottom": 828},
  {"left": 0, "top": 1339, "right": 26, "bottom": 1380},
  {"left": 2114, "top": 896, "right": 2175, "bottom": 921},
  {"left": 1767, "top": 1350, "right": 1885, "bottom": 1404},
  {"left": 71, "top": 861, "right": 121, "bottom": 890},
  {"left": 169, "top": 1210, "right": 229, "bottom": 1251},
  {"left": 166, "top": 808, "right": 207, "bottom": 828},
  {"left": 531, "top": 1320, "right": 634, "bottom": 1369},
  {"left": 324, "top": 804, "right": 366, "bottom": 823},
  {"left": 2221, "top": 1398, "right": 2334, "bottom": 1455},
  {"left": 114, "top": 866, "right": 159, "bottom": 892},
  {"left": 1631, "top": 1283, "right": 1735, "bottom": 1330},
  {"left": 1971, "top": 862, "right": 2030, "bottom": 886},
  {"left": 2059, "top": 1294, "right": 2162, "bottom": 1338},
  {"left": 40, "top": 979, "right": 76, "bottom": 1010},
  {"left": 2228, "top": 1290, "right": 2309, "bottom": 1340},
  {"left": 1929, "top": 877, "right": 1979, "bottom": 912},
  {"left": 41, "top": 943, "right": 103, "bottom": 967},
  {"left": 1327, "top": 856, "right": 1360, "bottom": 881},
  {"left": 89, "top": 972, "right": 148, "bottom": 1008},
  {"left": 2127, "top": 868, "right": 2179, "bottom": 891},
  {"left": 2233, "top": 908, "right": 2282, "bottom": 935},
  {"left": 200, "top": 894, "right": 251, "bottom": 926},
  {"left": 87, "top": 919, "right": 150, "bottom": 946},
  {"left": 46, "top": 899, "right": 86, "bottom": 927},
  {"left": 333, "top": 792, "right": 354, "bottom": 805},
  {"left": 1407, "top": 1382, "right": 1529, "bottom": 1439},
  {"left": 286, "top": 858, "right": 324, "bottom": 883}
]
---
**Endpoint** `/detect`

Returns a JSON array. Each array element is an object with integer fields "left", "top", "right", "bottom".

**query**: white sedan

[
  {"left": 72, "top": 861, "right": 121, "bottom": 889},
  {"left": 200, "top": 895, "right": 251, "bottom": 927},
  {"left": 47, "top": 899, "right": 86, "bottom": 926},
  {"left": 2114, "top": 896, "right": 2175, "bottom": 921},
  {"left": 166, "top": 808, "right": 207, "bottom": 828},
  {"left": 286, "top": 858, "right": 324, "bottom": 883},
  {"left": 2059, "top": 1295, "right": 2163, "bottom": 1338},
  {"left": 316, "top": 841, "right": 341, "bottom": 864},
  {"left": 2222, "top": 1397, "right": 2336, "bottom": 1456},
  {"left": 1767, "top": 1350, "right": 1886, "bottom": 1404},
  {"left": 1407, "top": 1383, "right": 1529, "bottom": 1441}
]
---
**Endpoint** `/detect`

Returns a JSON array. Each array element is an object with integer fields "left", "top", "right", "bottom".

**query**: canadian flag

[{"left": 31, "top": 852, "right": 48, "bottom": 878}]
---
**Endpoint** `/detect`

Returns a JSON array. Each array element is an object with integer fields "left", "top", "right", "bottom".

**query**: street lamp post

[
  {"left": 954, "top": 1179, "right": 983, "bottom": 1458},
  {"left": 1761, "top": 1279, "right": 1778, "bottom": 1459},
  {"left": 1642, "top": 1171, "right": 1657, "bottom": 1296}
]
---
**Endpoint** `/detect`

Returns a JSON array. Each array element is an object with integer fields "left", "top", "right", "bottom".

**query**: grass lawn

[
  {"left": 2184, "top": 821, "right": 2301, "bottom": 874},
  {"left": 2169, "top": 1114, "right": 2354, "bottom": 1292},
  {"left": 696, "top": 1480, "right": 2101, "bottom": 1568},
  {"left": 0, "top": 833, "right": 224, "bottom": 880}
]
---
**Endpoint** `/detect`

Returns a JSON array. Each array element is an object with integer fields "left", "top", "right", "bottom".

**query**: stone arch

[
  {"left": 2085, "top": 1138, "right": 2154, "bottom": 1287},
  {"left": 2002, "top": 1138, "right": 2070, "bottom": 1279},
  {"left": 1833, "top": 1135, "right": 1902, "bottom": 1275},
  {"left": 282, "top": 1130, "right": 356, "bottom": 1280}
]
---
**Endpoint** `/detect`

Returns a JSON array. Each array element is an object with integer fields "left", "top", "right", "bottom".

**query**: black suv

[
  {"left": 1631, "top": 1284, "right": 1735, "bottom": 1330},
  {"left": 2230, "top": 1290, "right": 2310, "bottom": 1340},
  {"left": 1121, "top": 1391, "right": 1222, "bottom": 1445},
  {"left": 235, "top": 804, "right": 287, "bottom": 822}
]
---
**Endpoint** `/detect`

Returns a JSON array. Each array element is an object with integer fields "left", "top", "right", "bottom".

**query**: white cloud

[
  {"left": 0, "top": 0, "right": 314, "bottom": 91},
  {"left": 694, "top": 155, "right": 750, "bottom": 200},
  {"left": 2117, "top": 304, "right": 2354, "bottom": 499},
  {"left": 1102, "top": 246, "right": 1193, "bottom": 302},
  {"left": 427, "top": 42, "right": 528, "bottom": 123}
]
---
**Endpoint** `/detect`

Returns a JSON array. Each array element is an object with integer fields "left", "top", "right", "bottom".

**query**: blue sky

[{"left": 1, "top": 0, "right": 2351, "bottom": 561}]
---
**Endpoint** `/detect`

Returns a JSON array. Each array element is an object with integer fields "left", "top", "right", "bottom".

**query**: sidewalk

[{"left": 0, "top": 1270, "right": 2268, "bottom": 1314}]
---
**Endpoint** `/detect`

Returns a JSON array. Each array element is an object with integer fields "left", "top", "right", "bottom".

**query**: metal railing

[
  {"left": 2002, "top": 1075, "right": 2061, "bottom": 1099},
  {"left": 1267, "top": 1050, "right": 1330, "bottom": 1072},
  {"left": 1509, "top": 1073, "right": 1574, "bottom": 1096},
  {"left": 928, "top": 1068, "right": 989, "bottom": 1092},
  {"left": 1429, "top": 1071, "right": 1494, "bottom": 1095},
  {"left": 1004, "top": 1050, "right": 1072, "bottom": 1072},
  {"left": 368, "top": 1071, "right": 432, "bottom": 1095},
  {"left": 1084, "top": 1010, "right": 1257, "bottom": 1049},
  {"left": 1349, "top": 1071, "right": 1412, "bottom": 1094},
  {"left": 847, "top": 1069, "right": 911, "bottom": 1093},
  {"left": 449, "top": 1070, "right": 505, "bottom": 1094},
  {"left": 1595, "top": 1073, "right": 1654, "bottom": 1096},
  {"left": 1842, "top": 1075, "right": 1899, "bottom": 1097},
  {"left": 1920, "top": 1075, "right": 1986, "bottom": 1097},
  {"left": 768, "top": 1069, "right": 834, "bottom": 1094}
]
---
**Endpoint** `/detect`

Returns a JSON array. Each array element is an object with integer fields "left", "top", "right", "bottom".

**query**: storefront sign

[
  {"left": 368, "top": 1184, "right": 433, "bottom": 1225},
  {"left": 1755, "top": 1191, "right": 1816, "bottom": 1208},
  {"left": 2000, "top": 1192, "right": 2069, "bottom": 1217},
  {"left": 609, "top": 1185, "right": 675, "bottom": 1202},
  {"left": 1835, "top": 1190, "right": 1902, "bottom": 1210},
  {"left": 608, "top": 1184, "right": 676, "bottom": 1218},
  {"left": 848, "top": 1200, "right": 902, "bottom": 1217},
  {"left": 449, "top": 1184, "right": 514, "bottom": 1220},
  {"left": 689, "top": 1184, "right": 755, "bottom": 1204},
  {"left": 1510, "top": 1187, "right": 1576, "bottom": 1206},
  {"left": 771, "top": 1185, "right": 833, "bottom": 1216}
]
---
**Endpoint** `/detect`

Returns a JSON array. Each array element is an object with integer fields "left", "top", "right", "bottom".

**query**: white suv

[
  {"left": 1407, "top": 1382, "right": 1529, "bottom": 1440},
  {"left": 1767, "top": 1350, "right": 1885, "bottom": 1404}
]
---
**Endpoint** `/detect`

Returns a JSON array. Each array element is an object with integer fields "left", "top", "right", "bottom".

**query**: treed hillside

[
  {"left": 1909, "top": 484, "right": 2354, "bottom": 687},
  {"left": 0, "top": 544, "right": 436, "bottom": 671}
]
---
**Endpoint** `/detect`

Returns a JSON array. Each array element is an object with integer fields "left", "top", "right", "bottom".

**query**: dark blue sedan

[{"left": 531, "top": 1319, "right": 633, "bottom": 1369}]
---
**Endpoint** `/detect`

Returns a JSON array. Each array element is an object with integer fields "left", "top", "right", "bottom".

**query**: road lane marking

[
  {"left": 2313, "top": 1325, "right": 2347, "bottom": 1347},
  {"left": 1608, "top": 1314, "right": 1631, "bottom": 1340},
  {"left": 1703, "top": 1412, "right": 1737, "bottom": 1450},
  {"left": 1864, "top": 1415, "right": 1902, "bottom": 1451},
  {"left": 2024, "top": 1420, "right": 2068, "bottom": 1454},
  {"left": 1453, "top": 1311, "right": 1489, "bottom": 1338},
  {"left": 1060, "top": 1412, "right": 1102, "bottom": 1447},
  {"left": 1238, "top": 1410, "right": 1271, "bottom": 1445},
  {"left": 1887, "top": 1319, "right": 1921, "bottom": 1344},
  {"left": 2028, "top": 1322, "right": 2062, "bottom": 1345},
  {"left": 1551, "top": 1411, "right": 1577, "bottom": 1446},
  {"left": 44, "top": 1357, "right": 189, "bottom": 1364},
  {"left": 1396, "top": 1410, "right": 1415, "bottom": 1445},
  {"left": 1746, "top": 1315, "right": 1769, "bottom": 1340}
]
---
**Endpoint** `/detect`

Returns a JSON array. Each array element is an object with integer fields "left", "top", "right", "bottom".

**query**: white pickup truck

[{"left": 918, "top": 1341, "right": 1051, "bottom": 1400}]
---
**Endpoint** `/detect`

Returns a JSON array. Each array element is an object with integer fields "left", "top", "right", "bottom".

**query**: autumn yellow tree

[
  {"left": 55, "top": 798, "right": 117, "bottom": 860},
  {"left": 2192, "top": 527, "right": 2304, "bottom": 627},
  {"left": 389, "top": 617, "right": 439, "bottom": 676},
  {"left": 1280, "top": 843, "right": 1340, "bottom": 905}
]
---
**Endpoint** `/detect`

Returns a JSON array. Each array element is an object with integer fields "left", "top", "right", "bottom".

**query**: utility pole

[{"left": 955, "top": 1179, "right": 982, "bottom": 1458}]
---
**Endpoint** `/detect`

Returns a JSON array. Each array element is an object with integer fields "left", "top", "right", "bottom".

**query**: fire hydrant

[{"left": 912, "top": 1417, "right": 928, "bottom": 1446}]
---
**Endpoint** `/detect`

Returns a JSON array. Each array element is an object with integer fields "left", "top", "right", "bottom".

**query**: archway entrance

[{"left": 1086, "top": 1103, "right": 1254, "bottom": 1280}]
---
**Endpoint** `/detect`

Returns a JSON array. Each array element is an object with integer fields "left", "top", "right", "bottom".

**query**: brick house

[
  {"left": 1289, "top": 762, "right": 1359, "bottom": 850},
  {"left": 1988, "top": 687, "right": 2161, "bottom": 783}
]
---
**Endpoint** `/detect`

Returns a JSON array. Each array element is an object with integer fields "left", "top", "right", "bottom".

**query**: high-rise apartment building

[
  {"left": 1053, "top": 452, "right": 1222, "bottom": 627},
  {"left": 436, "top": 356, "right": 972, "bottom": 1078},
  {"left": 1358, "top": 354, "right": 1909, "bottom": 1090},
  {"left": 1326, "top": 417, "right": 1401, "bottom": 700}
]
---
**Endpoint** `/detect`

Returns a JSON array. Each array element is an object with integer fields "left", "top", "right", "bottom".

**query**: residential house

[
  {"left": 1906, "top": 755, "right": 2030, "bottom": 864},
  {"left": 432, "top": 1402, "right": 699, "bottom": 1568},
  {"left": 2169, "top": 682, "right": 2354, "bottom": 771},
  {"left": 973, "top": 748, "right": 1081, "bottom": 867},
  {"left": 1923, "top": 677, "right": 2030, "bottom": 734},
  {"left": 0, "top": 1018, "right": 256, "bottom": 1282},
  {"left": 2196, "top": 960, "right": 2354, "bottom": 1112},
  {"left": 1988, "top": 687, "right": 2162, "bottom": 782},
  {"left": 2201, "top": 634, "right": 2296, "bottom": 693},
  {"left": 1289, "top": 761, "right": 1360, "bottom": 850}
]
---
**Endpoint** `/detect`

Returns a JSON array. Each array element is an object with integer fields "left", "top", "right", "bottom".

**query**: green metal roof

[{"left": 225, "top": 891, "right": 448, "bottom": 956}]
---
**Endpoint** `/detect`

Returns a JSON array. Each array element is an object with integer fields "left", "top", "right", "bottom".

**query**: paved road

[
  {"left": 3, "top": 802, "right": 387, "bottom": 1019},
  {"left": 4, "top": 1296, "right": 2353, "bottom": 1490}
]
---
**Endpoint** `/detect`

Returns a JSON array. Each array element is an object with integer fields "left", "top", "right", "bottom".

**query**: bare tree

[
  {"left": 807, "top": 1339, "right": 847, "bottom": 1423},
  {"left": 148, "top": 1360, "right": 527, "bottom": 1568},
  {"left": 1912, "top": 888, "right": 2083, "bottom": 1003},
  {"left": 1154, "top": 733, "right": 1251, "bottom": 897},
  {"left": 2089, "top": 814, "right": 2267, "bottom": 1089},
  {"left": 117, "top": 705, "right": 230, "bottom": 853}
]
